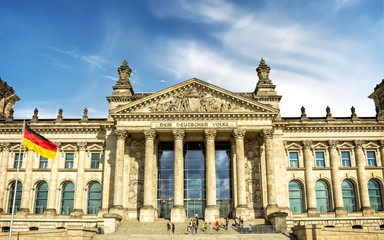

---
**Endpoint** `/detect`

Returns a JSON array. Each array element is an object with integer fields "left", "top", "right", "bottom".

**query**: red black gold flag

[{"left": 22, "top": 124, "right": 57, "bottom": 159}]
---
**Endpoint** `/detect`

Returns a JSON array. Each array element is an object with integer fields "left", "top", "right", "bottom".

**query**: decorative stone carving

[
  {"left": 256, "top": 58, "right": 271, "bottom": 84},
  {"left": 31, "top": 108, "right": 38, "bottom": 123},
  {"left": 143, "top": 129, "right": 156, "bottom": 140},
  {"left": 149, "top": 86, "right": 239, "bottom": 113},
  {"left": 262, "top": 129, "right": 274, "bottom": 139},
  {"left": 56, "top": 109, "right": 63, "bottom": 122},
  {"left": 118, "top": 59, "right": 132, "bottom": 82},
  {"left": 204, "top": 129, "right": 217, "bottom": 141},
  {"left": 326, "top": 106, "right": 333, "bottom": 120},
  {"left": 303, "top": 140, "right": 312, "bottom": 149},
  {"left": 115, "top": 130, "right": 128, "bottom": 140},
  {"left": 233, "top": 128, "right": 246, "bottom": 140},
  {"left": 300, "top": 106, "right": 307, "bottom": 120},
  {"left": 351, "top": 106, "right": 358, "bottom": 119},
  {"left": 354, "top": 140, "right": 364, "bottom": 148},
  {"left": 128, "top": 140, "right": 145, "bottom": 208},
  {"left": 81, "top": 108, "right": 88, "bottom": 122},
  {"left": 77, "top": 142, "right": 87, "bottom": 151},
  {"left": 244, "top": 138, "right": 262, "bottom": 209},
  {"left": 172, "top": 129, "right": 185, "bottom": 141},
  {"left": 329, "top": 140, "right": 338, "bottom": 149}
]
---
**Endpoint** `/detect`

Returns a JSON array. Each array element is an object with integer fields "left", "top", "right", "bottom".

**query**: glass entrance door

[{"left": 184, "top": 142, "right": 205, "bottom": 218}]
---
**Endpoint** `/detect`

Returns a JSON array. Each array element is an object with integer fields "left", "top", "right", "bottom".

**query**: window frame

[
  {"left": 341, "top": 179, "right": 357, "bottom": 212},
  {"left": 368, "top": 179, "right": 383, "bottom": 211},
  {"left": 90, "top": 153, "right": 100, "bottom": 169},
  {"left": 289, "top": 152, "right": 299, "bottom": 168},
  {"left": 61, "top": 182, "right": 75, "bottom": 214},
  {"left": 39, "top": 156, "right": 48, "bottom": 169},
  {"left": 288, "top": 181, "right": 304, "bottom": 213},
  {"left": 64, "top": 153, "right": 74, "bottom": 169},
  {"left": 13, "top": 153, "right": 23, "bottom": 169},
  {"left": 315, "top": 151, "right": 325, "bottom": 167},
  {"left": 315, "top": 180, "right": 330, "bottom": 213},
  {"left": 87, "top": 182, "right": 102, "bottom": 214},
  {"left": 34, "top": 182, "right": 48, "bottom": 214},
  {"left": 341, "top": 151, "right": 351, "bottom": 167},
  {"left": 8, "top": 181, "right": 22, "bottom": 214},
  {"left": 367, "top": 151, "right": 377, "bottom": 167}
]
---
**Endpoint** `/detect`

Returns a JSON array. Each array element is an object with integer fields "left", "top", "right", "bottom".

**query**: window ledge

[
  {"left": 313, "top": 167, "right": 332, "bottom": 170},
  {"left": 58, "top": 168, "right": 77, "bottom": 172},
  {"left": 33, "top": 168, "right": 51, "bottom": 172},
  {"left": 339, "top": 167, "right": 358, "bottom": 170},
  {"left": 365, "top": 166, "right": 383, "bottom": 170},
  {"left": 7, "top": 168, "right": 25, "bottom": 172},
  {"left": 85, "top": 169, "right": 103, "bottom": 172},
  {"left": 287, "top": 167, "right": 305, "bottom": 171}
]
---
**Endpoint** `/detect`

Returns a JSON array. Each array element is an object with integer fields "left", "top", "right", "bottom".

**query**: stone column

[
  {"left": 19, "top": 149, "right": 34, "bottom": 213},
  {"left": 0, "top": 143, "right": 9, "bottom": 213},
  {"left": 233, "top": 128, "right": 250, "bottom": 219},
  {"left": 355, "top": 140, "right": 374, "bottom": 216},
  {"left": 140, "top": 129, "right": 156, "bottom": 222},
  {"left": 303, "top": 140, "right": 319, "bottom": 217},
  {"left": 112, "top": 130, "right": 127, "bottom": 212},
  {"left": 204, "top": 129, "right": 219, "bottom": 222},
  {"left": 73, "top": 142, "right": 87, "bottom": 215},
  {"left": 230, "top": 139, "right": 238, "bottom": 214},
  {"left": 329, "top": 141, "right": 346, "bottom": 216},
  {"left": 263, "top": 129, "right": 280, "bottom": 217},
  {"left": 46, "top": 143, "right": 61, "bottom": 214},
  {"left": 171, "top": 129, "right": 186, "bottom": 222}
]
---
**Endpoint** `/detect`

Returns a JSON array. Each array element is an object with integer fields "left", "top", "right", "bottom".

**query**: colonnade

[{"left": 112, "top": 128, "right": 279, "bottom": 222}]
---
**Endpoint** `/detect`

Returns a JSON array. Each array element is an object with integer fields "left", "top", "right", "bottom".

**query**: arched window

[
  {"left": 368, "top": 179, "right": 382, "bottom": 211},
  {"left": 342, "top": 180, "right": 356, "bottom": 212},
  {"left": 8, "top": 182, "right": 22, "bottom": 213},
  {"left": 289, "top": 181, "right": 303, "bottom": 213},
  {"left": 61, "top": 182, "right": 74, "bottom": 214},
  {"left": 35, "top": 182, "right": 48, "bottom": 213},
  {"left": 87, "top": 182, "right": 102, "bottom": 214},
  {"left": 315, "top": 180, "right": 330, "bottom": 213}
]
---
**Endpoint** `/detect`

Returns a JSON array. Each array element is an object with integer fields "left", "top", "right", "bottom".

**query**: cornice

[
  {"left": 0, "top": 125, "right": 104, "bottom": 134},
  {"left": 111, "top": 112, "right": 277, "bottom": 120},
  {"left": 282, "top": 125, "right": 384, "bottom": 133}
]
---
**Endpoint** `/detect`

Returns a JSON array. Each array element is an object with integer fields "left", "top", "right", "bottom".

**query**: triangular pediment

[{"left": 111, "top": 78, "right": 278, "bottom": 115}]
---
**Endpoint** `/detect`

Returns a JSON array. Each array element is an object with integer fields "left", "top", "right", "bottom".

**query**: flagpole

[{"left": 9, "top": 120, "right": 25, "bottom": 240}]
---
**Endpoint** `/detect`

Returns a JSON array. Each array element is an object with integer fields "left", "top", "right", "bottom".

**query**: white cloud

[
  {"left": 50, "top": 47, "right": 107, "bottom": 69},
  {"left": 104, "top": 75, "right": 118, "bottom": 81}
]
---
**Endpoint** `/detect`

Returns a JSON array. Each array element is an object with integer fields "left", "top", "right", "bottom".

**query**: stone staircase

[{"left": 93, "top": 218, "right": 292, "bottom": 240}]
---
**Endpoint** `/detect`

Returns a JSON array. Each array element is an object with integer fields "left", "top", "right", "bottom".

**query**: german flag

[{"left": 22, "top": 124, "right": 57, "bottom": 159}]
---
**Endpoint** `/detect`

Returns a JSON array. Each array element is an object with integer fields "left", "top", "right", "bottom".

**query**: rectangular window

[
  {"left": 341, "top": 151, "right": 351, "bottom": 167},
  {"left": 289, "top": 152, "right": 299, "bottom": 168},
  {"left": 367, "top": 151, "right": 377, "bottom": 166},
  {"left": 65, "top": 153, "right": 74, "bottom": 169},
  {"left": 91, "top": 153, "right": 100, "bottom": 169},
  {"left": 13, "top": 153, "right": 23, "bottom": 168},
  {"left": 39, "top": 156, "right": 48, "bottom": 169},
  {"left": 315, "top": 152, "right": 325, "bottom": 167}
]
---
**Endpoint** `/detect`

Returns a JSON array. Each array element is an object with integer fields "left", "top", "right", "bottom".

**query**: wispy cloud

[
  {"left": 50, "top": 47, "right": 106, "bottom": 69},
  {"left": 104, "top": 75, "right": 118, "bottom": 81}
]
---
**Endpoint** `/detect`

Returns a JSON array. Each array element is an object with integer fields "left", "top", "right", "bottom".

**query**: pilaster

[
  {"left": 0, "top": 143, "right": 9, "bottom": 213},
  {"left": 230, "top": 138, "right": 238, "bottom": 217},
  {"left": 46, "top": 143, "right": 61, "bottom": 215},
  {"left": 73, "top": 142, "right": 87, "bottom": 215},
  {"left": 19, "top": 149, "right": 34, "bottom": 213}
]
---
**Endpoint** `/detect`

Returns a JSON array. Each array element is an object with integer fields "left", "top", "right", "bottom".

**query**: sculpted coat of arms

[{"left": 149, "top": 86, "right": 239, "bottom": 113}]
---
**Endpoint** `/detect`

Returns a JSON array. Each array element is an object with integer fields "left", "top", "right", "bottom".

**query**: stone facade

[{"left": 0, "top": 59, "right": 383, "bottom": 236}]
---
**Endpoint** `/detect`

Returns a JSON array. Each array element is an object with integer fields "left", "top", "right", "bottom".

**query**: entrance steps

[{"left": 93, "top": 218, "right": 290, "bottom": 240}]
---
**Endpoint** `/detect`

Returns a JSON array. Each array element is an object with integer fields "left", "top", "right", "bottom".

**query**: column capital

[
  {"left": 329, "top": 140, "right": 338, "bottom": 149},
  {"left": 302, "top": 140, "right": 312, "bottom": 149},
  {"left": 143, "top": 129, "right": 156, "bottom": 140},
  {"left": 262, "top": 129, "right": 274, "bottom": 139},
  {"left": 233, "top": 128, "right": 246, "bottom": 140},
  {"left": 354, "top": 140, "right": 364, "bottom": 148},
  {"left": 1, "top": 142, "right": 10, "bottom": 151},
  {"left": 115, "top": 130, "right": 128, "bottom": 140},
  {"left": 204, "top": 129, "right": 217, "bottom": 141},
  {"left": 77, "top": 142, "right": 87, "bottom": 151},
  {"left": 172, "top": 129, "right": 185, "bottom": 141},
  {"left": 380, "top": 139, "right": 384, "bottom": 148}
]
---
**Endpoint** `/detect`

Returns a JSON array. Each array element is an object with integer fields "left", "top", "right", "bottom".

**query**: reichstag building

[{"left": 0, "top": 59, "right": 383, "bottom": 235}]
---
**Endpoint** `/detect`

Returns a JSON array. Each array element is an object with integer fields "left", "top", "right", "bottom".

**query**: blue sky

[{"left": 0, "top": 0, "right": 383, "bottom": 119}]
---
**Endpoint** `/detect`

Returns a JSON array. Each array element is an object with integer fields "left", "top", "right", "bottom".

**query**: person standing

[
  {"left": 215, "top": 220, "right": 219, "bottom": 231},
  {"left": 167, "top": 222, "right": 171, "bottom": 234},
  {"left": 172, "top": 223, "right": 175, "bottom": 234},
  {"left": 209, "top": 223, "right": 213, "bottom": 234},
  {"left": 204, "top": 222, "right": 208, "bottom": 233},
  {"left": 240, "top": 217, "right": 244, "bottom": 229},
  {"left": 225, "top": 217, "right": 229, "bottom": 230}
]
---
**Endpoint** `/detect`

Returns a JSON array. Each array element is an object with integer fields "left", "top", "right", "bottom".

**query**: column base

[
  {"left": 362, "top": 207, "right": 375, "bottom": 216},
  {"left": 335, "top": 207, "right": 347, "bottom": 217},
  {"left": 44, "top": 208, "right": 57, "bottom": 216},
  {"left": 307, "top": 208, "right": 320, "bottom": 217},
  {"left": 204, "top": 205, "right": 219, "bottom": 223},
  {"left": 110, "top": 205, "right": 124, "bottom": 218},
  {"left": 265, "top": 204, "right": 280, "bottom": 219},
  {"left": 139, "top": 206, "right": 155, "bottom": 222},
  {"left": 170, "top": 205, "right": 185, "bottom": 223},
  {"left": 234, "top": 205, "right": 250, "bottom": 220}
]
